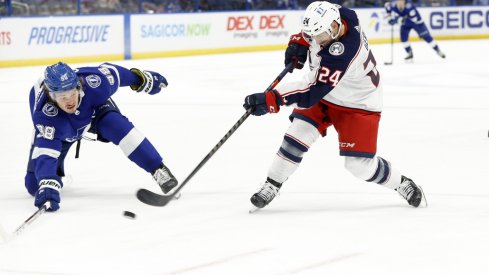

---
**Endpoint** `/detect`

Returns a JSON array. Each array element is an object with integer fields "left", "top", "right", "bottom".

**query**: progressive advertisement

[{"left": 0, "top": 15, "right": 124, "bottom": 67}]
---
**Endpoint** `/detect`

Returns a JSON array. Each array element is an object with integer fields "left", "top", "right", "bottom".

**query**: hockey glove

[
  {"left": 243, "top": 90, "right": 284, "bottom": 116},
  {"left": 34, "top": 178, "right": 62, "bottom": 212},
  {"left": 388, "top": 17, "right": 398, "bottom": 25},
  {"left": 285, "top": 33, "right": 309, "bottom": 72},
  {"left": 130, "top": 68, "right": 168, "bottom": 95}
]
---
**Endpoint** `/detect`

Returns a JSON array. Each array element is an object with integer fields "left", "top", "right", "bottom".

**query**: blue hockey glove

[
  {"left": 243, "top": 90, "right": 283, "bottom": 116},
  {"left": 34, "top": 178, "right": 62, "bottom": 212},
  {"left": 388, "top": 17, "right": 398, "bottom": 25},
  {"left": 130, "top": 68, "right": 168, "bottom": 95}
]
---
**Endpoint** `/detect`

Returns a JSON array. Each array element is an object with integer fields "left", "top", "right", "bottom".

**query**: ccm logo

[{"left": 339, "top": 142, "right": 356, "bottom": 148}]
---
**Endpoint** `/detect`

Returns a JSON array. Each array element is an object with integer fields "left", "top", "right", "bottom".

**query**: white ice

[{"left": 1, "top": 39, "right": 489, "bottom": 275}]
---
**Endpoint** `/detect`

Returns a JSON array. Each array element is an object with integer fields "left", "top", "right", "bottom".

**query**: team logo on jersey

[
  {"left": 329, "top": 42, "right": 345, "bottom": 56},
  {"left": 42, "top": 103, "right": 58, "bottom": 117},
  {"left": 86, "top": 74, "right": 101, "bottom": 88}
]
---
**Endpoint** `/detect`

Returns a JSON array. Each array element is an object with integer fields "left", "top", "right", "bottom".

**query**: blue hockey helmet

[{"left": 44, "top": 62, "right": 79, "bottom": 93}]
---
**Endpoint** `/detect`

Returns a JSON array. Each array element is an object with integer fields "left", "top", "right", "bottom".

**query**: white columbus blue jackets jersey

[{"left": 276, "top": 7, "right": 382, "bottom": 112}]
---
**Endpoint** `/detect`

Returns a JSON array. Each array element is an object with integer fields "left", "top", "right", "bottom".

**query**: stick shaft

[
  {"left": 172, "top": 63, "right": 294, "bottom": 196},
  {"left": 136, "top": 63, "right": 295, "bottom": 206},
  {"left": 12, "top": 202, "right": 50, "bottom": 237}
]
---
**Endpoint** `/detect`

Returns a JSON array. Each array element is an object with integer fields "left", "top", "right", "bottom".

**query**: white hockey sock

[
  {"left": 345, "top": 156, "right": 402, "bottom": 190},
  {"left": 267, "top": 119, "right": 320, "bottom": 183},
  {"left": 381, "top": 166, "right": 402, "bottom": 190},
  {"left": 268, "top": 155, "right": 300, "bottom": 183}
]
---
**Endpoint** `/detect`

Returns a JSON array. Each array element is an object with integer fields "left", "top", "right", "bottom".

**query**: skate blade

[
  {"left": 172, "top": 193, "right": 181, "bottom": 200},
  {"left": 249, "top": 206, "right": 261, "bottom": 214}
]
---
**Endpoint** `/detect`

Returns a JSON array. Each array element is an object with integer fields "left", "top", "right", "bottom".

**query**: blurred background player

[
  {"left": 385, "top": 0, "right": 446, "bottom": 61},
  {"left": 25, "top": 62, "right": 178, "bottom": 211},
  {"left": 243, "top": 1, "right": 427, "bottom": 211}
]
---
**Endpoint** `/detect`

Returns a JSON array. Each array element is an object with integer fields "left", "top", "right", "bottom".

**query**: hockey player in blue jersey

[
  {"left": 243, "top": 1, "right": 427, "bottom": 211},
  {"left": 385, "top": 0, "right": 445, "bottom": 61},
  {"left": 25, "top": 62, "right": 178, "bottom": 211}
]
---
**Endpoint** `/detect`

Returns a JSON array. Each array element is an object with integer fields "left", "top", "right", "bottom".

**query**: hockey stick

[
  {"left": 384, "top": 23, "right": 394, "bottom": 65},
  {"left": 136, "top": 63, "right": 295, "bottom": 207},
  {"left": 0, "top": 202, "right": 51, "bottom": 243}
]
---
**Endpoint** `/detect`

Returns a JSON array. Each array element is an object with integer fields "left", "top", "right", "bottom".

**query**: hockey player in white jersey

[
  {"left": 25, "top": 62, "right": 178, "bottom": 211},
  {"left": 243, "top": 1, "right": 427, "bottom": 210}
]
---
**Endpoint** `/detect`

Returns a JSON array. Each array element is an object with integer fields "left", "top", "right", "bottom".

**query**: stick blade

[{"left": 136, "top": 188, "right": 172, "bottom": 207}]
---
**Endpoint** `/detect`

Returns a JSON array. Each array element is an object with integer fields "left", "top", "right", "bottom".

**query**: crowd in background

[{"left": 0, "top": 0, "right": 485, "bottom": 16}]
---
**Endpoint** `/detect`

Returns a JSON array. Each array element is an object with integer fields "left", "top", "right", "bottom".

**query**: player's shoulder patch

[
  {"left": 98, "top": 67, "right": 115, "bottom": 85},
  {"left": 42, "top": 102, "right": 58, "bottom": 117},
  {"left": 85, "top": 74, "right": 102, "bottom": 89},
  {"left": 329, "top": 42, "right": 345, "bottom": 56}
]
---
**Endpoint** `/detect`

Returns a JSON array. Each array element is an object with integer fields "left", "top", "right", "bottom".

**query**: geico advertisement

[
  {"left": 0, "top": 16, "right": 123, "bottom": 61},
  {"left": 131, "top": 11, "right": 302, "bottom": 53},
  {"left": 423, "top": 6, "right": 489, "bottom": 34},
  {"left": 356, "top": 6, "right": 489, "bottom": 40}
]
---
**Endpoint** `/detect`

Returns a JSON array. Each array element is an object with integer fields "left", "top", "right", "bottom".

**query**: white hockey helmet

[{"left": 302, "top": 1, "right": 342, "bottom": 41}]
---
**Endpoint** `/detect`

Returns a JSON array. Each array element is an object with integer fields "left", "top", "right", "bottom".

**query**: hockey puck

[{"left": 123, "top": 211, "right": 136, "bottom": 219}]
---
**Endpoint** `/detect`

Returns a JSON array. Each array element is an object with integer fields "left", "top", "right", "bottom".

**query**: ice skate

[
  {"left": 396, "top": 176, "right": 427, "bottom": 207},
  {"left": 249, "top": 178, "right": 282, "bottom": 212},
  {"left": 153, "top": 163, "right": 178, "bottom": 194},
  {"left": 436, "top": 50, "right": 446, "bottom": 59},
  {"left": 404, "top": 52, "right": 413, "bottom": 62}
]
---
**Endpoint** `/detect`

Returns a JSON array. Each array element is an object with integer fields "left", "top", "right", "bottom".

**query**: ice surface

[{"left": 0, "top": 39, "right": 488, "bottom": 275}]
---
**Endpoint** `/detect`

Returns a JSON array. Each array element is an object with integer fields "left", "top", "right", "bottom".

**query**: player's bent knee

[
  {"left": 286, "top": 119, "right": 321, "bottom": 147},
  {"left": 25, "top": 172, "right": 38, "bottom": 196},
  {"left": 344, "top": 157, "right": 377, "bottom": 180}
]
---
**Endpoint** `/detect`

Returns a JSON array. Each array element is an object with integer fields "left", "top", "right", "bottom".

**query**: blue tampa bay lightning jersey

[
  {"left": 28, "top": 63, "right": 140, "bottom": 181},
  {"left": 385, "top": 1, "right": 424, "bottom": 25}
]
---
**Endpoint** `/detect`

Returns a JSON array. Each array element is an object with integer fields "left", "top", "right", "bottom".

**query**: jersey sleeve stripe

[
  {"left": 281, "top": 68, "right": 320, "bottom": 97},
  {"left": 100, "top": 63, "right": 121, "bottom": 87}
]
